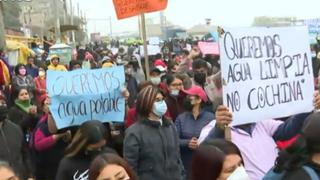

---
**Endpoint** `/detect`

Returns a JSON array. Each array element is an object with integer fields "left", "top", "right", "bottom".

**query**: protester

[
  {"left": 124, "top": 81, "right": 153, "bottom": 129},
  {"left": 175, "top": 85, "right": 214, "bottom": 173},
  {"left": 55, "top": 120, "right": 116, "bottom": 180},
  {"left": 149, "top": 68, "right": 162, "bottom": 86},
  {"left": 265, "top": 112, "right": 320, "bottom": 179},
  {"left": 128, "top": 55, "right": 146, "bottom": 84},
  {"left": 191, "top": 139, "right": 249, "bottom": 180},
  {"left": 8, "top": 88, "right": 39, "bottom": 140},
  {"left": 47, "top": 55, "right": 67, "bottom": 71},
  {"left": 89, "top": 153, "right": 137, "bottom": 180},
  {"left": 164, "top": 74, "right": 187, "bottom": 121},
  {"left": 192, "top": 58, "right": 222, "bottom": 105},
  {"left": 69, "top": 60, "right": 82, "bottom": 71},
  {"left": 83, "top": 52, "right": 95, "bottom": 69},
  {"left": 124, "top": 85, "right": 184, "bottom": 180},
  {"left": 0, "top": 161, "right": 19, "bottom": 180},
  {"left": 12, "top": 64, "right": 36, "bottom": 101},
  {"left": 125, "top": 63, "right": 138, "bottom": 108},
  {"left": 0, "top": 92, "right": 34, "bottom": 179},
  {"left": 177, "top": 49, "right": 192, "bottom": 73},
  {"left": 153, "top": 53, "right": 167, "bottom": 70},
  {"left": 25, "top": 56, "right": 39, "bottom": 78},
  {"left": 31, "top": 97, "right": 71, "bottom": 180},
  {"left": 203, "top": 93, "right": 320, "bottom": 180},
  {"left": 34, "top": 66, "right": 46, "bottom": 105}
]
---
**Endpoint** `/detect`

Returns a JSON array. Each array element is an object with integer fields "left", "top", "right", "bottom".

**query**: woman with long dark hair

[
  {"left": 55, "top": 120, "right": 116, "bottom": 180},
  {"left": 191, "top": 139, "right": 249, "bottom": 180},
  {"left": 123, "top": 85, "right": 184, "bottom": 180},
  {"left": 89, "top": 153, "right": 137, "bottom": 180},
  {"left": 267, "top": 112, "right": 320, "bottom": 179},
  {"left": 8, "top": 88, "right": 39, "bottom": 141}
]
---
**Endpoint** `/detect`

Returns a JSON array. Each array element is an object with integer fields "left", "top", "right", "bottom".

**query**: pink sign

[{"left": 198, "top": 42, "right": 219, "bottom": 55}]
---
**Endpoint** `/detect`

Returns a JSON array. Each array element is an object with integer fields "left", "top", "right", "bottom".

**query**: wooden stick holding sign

[
  {"left": 141, "top": 13, "right": 150, "bottom": 80},
  {"left": 217, "top": 27, "right": 232, "bottom": 141}
]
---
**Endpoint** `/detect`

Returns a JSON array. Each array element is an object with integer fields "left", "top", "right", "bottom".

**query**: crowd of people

[{"left": 0, "top": 37, "right": 320, "bottom": 180}]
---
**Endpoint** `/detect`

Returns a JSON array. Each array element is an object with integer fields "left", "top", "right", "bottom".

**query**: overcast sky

[{"left": 71, "top": 0, "right": 320, "bottom": 36}]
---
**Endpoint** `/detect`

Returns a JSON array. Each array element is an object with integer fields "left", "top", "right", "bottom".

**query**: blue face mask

[{"left": 153, "top": 100, "right": 167, "bottom": 117}]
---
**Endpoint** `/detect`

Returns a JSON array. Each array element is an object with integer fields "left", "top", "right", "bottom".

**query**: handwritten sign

[
  {"left": 220, "top": 26, "right": 314, "bottom": 126},
  {"left": 139, "top": 45, "right": 161, "bottom": 56},
  {"left": 47, "top": 67, "right": 125, "bottom": 129},
  {"left": 113, "top": 0, "right": 168, "bottom": 19},
  {"left": 149, "top": 37, "right": 160, "bottom": 45},
  {"left": 198, "top": 42, "right": 219, "bottom": 55}
]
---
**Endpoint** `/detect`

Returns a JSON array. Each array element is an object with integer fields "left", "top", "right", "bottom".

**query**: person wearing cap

[
  {"left": 55, "top": 120, "right": 116, "bottom": 180},
  {"left": 0, "top": 91, "right": 35, "bottom": 179},
  {"left": 47, "top": 55, "right": 67, "bottom": 71},
  {"left": 153, "top": 53, "right": 167, "bottom": 70},
  {"left": 149, "top": 68, "right": 167, "bottom": 92},
  {"left": 175, "top": 85, "right": 214, "bottom": 174},
  {"left": 264, "top": 112, "right": 320, "bottom": 179}
]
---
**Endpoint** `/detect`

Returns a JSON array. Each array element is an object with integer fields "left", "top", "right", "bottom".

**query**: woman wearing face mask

[
  {"left": 164, "top": 74, "right": 187, "bottom": 121},
  {"left": 191, "top": 139, "right": 249, "bottom": 180},
  {"left": 31, "top": 96, "right": 71, "bottom": 180},
  {"left": 148, "top": 67, "right": 166, "bottom": 87},
  {"left": 55, "top": 120, "right": 117, "bottom": 180},
  {"left": 265, "top": 112, "right": 320, "bottom": 180},
  {"left": 175, "top": 85, "right": 214, "bottom": 173},
  {"left": 12, "top": 64, "right": 36, "bottom": 102},
  {"left": 124, "top": 85, "right": 185, "bottom": 180},
  {"left": 0, "top": 92, "right": 34, "bottom": 179},
  {"left": 89, "top": 153, "right": 137, "bottom": 180},
  {"left": 8, "top": 88, "right": 39, "bottom": 141},
  {"left": 34, "top": 67, "right": 47, "bottom": 106}
]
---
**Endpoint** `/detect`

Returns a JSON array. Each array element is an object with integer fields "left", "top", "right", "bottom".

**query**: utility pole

[
  {"left": 141, "top": 13, "right": 150, "bottom": 80},
  {"left": 53, "top": 0, "right": 61, "bottom": 43},
  {"left": 0, "top": 2, "right": 6, "bottom": 50},
  {"left": 70, "top": 0, "right": 75, "bottom": 45}
]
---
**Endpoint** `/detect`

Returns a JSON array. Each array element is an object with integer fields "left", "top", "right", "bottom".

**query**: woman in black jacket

[
  {"left": 123, "top": 85, "right": 185, "bottom": 180},
  {"left": 267, "top": 112, "right": 320, "bottom": 179},
  {"left": 55, "top": 120, "right": 117, "bottom": 180},
  {"left": 8, "top": 87, "right": 39, "bottom": 141}
]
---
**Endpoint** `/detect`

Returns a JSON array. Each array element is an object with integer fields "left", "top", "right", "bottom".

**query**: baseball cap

[{"left": 182, "top": 85, "right": 208, "bottom": 102}]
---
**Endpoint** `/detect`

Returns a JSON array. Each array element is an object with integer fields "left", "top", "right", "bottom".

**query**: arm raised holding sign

[{"left": 203, "top": 92, "right": 320, "bottom": 180}]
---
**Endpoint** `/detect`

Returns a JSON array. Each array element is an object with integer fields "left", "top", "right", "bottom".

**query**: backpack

[{"left": 263, "top": 166, "right": 319, "bottom": 180}]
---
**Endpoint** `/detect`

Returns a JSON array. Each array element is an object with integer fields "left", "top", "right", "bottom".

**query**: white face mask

[
  {"left": 227, "top": 166, "right": 249, "bottom": 180},
  {"left": 150, "top": 77, "right": 161, "bottom": 85}
]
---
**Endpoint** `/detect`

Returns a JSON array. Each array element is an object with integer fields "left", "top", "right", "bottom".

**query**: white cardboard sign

[{"left": 219, "top": 26, "right": 314, "bottom": 126}]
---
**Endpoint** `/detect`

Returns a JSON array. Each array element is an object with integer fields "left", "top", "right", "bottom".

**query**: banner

[
  {"left": 47, "top": 67, "right": 126, "bottom": 129},
  {"left": 219, "top": 26, "right": 314, "bottom": 126},
  {"left": 113, "top": 0, "right": 168, "bottom": 19},
  {"left": 198, "top": 42, "right": 219, "bottom": 55}
]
